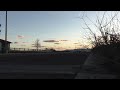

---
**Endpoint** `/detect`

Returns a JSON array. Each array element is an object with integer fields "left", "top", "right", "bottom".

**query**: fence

[
  {"left": 9, "top": 48, "right": 43, "bottom": 53},
  {"left": 9, "top": 48, "right": 56, "bottom": 53},
  {"left": 9, "top": 48, "right": 91, "bottom": 54},
  {"left": 10, "top": 48, "right": 40, "bottom": 51}
]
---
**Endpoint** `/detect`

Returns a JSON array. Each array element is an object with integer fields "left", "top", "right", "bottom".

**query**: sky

[{"left": 0, "top": 11, "right": 118, "bottom": 50}]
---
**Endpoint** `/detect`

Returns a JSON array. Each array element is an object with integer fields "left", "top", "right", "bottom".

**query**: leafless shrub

[
  {"left": 80, "top": 11, "right": 120, "bottom": 49},
  {"left": 32, "top": 39, "right": 41, "bottom": 51}
]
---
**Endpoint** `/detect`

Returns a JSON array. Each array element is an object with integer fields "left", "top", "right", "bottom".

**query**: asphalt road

[
  {"left": 0, "top": 65, "right": 81, "bottom": 79},
  {"left": 0, "top": 52, "right": 89, "bottom": 79}
]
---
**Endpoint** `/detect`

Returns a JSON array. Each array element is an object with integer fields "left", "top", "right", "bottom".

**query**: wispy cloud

[
  {"left": 54, "top": 43, "right": 60, "bottom": 44},
  {"left": 22, "top": 42, "right": 28, "bottom": 43},
  {"left": 43, "top": 40, "right": 59, "bottom": 43},
  {"left": 41, "top": 46, "right": 46, "bottom": 47},
  {"left": 60, "top": 40, "right": 68, "bottom": 41},
  {"left": 74, "top": 43, "right": 79, "bottom": 44},
  {"left": 55, "top": 47, "right": 66, "bottom": 50},
  {"left": 17, "top": 35, "right": 24, "bottom": 39},
  {"left": 21, "top": 45, "right": 26, "bottom": 46},
  {"left": 14, "top": 42, "right": 19, "bottom": 44}
]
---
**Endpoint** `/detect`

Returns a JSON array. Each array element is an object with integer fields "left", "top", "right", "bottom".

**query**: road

[
  {"left": 0, "top": 52, "right": 89, "bottom": 79},
  {"left": 0, "top": 65, "right": 82, "bottom": 79}
]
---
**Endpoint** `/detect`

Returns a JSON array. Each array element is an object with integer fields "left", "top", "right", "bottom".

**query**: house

[{"left": 0, "top": 39, "right": 11, "bottom": 53}]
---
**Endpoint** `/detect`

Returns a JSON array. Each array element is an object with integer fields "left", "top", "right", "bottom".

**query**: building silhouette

[{"left": 0, "top": 39, "right": 11, "bottom": 53}]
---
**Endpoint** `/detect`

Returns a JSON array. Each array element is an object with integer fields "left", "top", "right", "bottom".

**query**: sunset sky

[{"left": 0, "top": 11, "right": 117, "bottom": 50}]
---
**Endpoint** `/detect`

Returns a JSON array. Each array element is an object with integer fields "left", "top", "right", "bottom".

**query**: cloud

[
  {"left": 14, "top": 42, "right": 19, "bottom": 44},
  {"left": 41, "top": 46, "right": 46, "bottom": 47},
  {"left": 60, "top": 40, "right": 68, "bottom": 41},
  {"left": 43, "top": 40, "right": 59, "bottom": 43},
  {"left": 54, "top": 43, "right": 60, "bottom": 44},
  {"left": 17, "top": 35, "right": 24, "bottom": 39},
  {"left": 74, "top": 43, "right": 79, "bottom": 44},
  {"left": 22, "top": 42, "right": 28, "bottom": 43},
  {"left": 21, "top": 45, "right": 26, "bottom": 46},
  {"left": 56, "top": 47, "right": 66, "bottom": 50}
]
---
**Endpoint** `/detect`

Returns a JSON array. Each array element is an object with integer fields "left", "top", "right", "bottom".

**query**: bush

[{"left": 92, "top": 42, "right": 120, "bottom": 59}]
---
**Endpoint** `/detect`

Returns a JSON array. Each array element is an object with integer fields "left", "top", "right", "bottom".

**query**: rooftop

[{"left": 0, "top": 39, "right": 11, "bottom": 43}]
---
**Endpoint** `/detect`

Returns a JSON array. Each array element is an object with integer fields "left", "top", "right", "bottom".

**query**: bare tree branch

[
  {"left": 102, "top": 12, "right": 119, "bottom": 28},
  {"left": 32, "top": 39, "right": 41, "bottom": 51},
  {"left": 81, "top": 11, "right": 120, "bottom": 48}
]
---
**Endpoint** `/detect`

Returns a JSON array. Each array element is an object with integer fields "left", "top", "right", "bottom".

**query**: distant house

[{"left": 0, "top": 39, "right": 11, "bottom": 53}]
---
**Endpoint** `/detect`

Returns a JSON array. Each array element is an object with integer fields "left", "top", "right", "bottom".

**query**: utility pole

[
  {"left": 5, "top": 11, "right": 7, "bottom": 42},
  {"left": 5, "top": 11, "right": 8, "bottom": 53}
]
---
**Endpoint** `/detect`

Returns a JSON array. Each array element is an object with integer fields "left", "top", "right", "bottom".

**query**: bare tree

[
  {"left": 32, "top": 39, "right": 41, "bottom": 51},
  {"left": 80, "top": 11, "right": 120, "bottom": 48}
]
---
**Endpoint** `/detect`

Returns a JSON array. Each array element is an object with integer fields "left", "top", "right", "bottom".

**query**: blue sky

[{"left": 0, "top": 11, "right": 115, "bottom": 50}]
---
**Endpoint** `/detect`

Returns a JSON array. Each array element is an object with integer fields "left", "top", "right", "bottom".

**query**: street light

[
  {"left": 5, "top": 11, "right": 7, "bottom": 42},
  {"left": 5, "top": 11, "right": 8, "bottom": 53}
]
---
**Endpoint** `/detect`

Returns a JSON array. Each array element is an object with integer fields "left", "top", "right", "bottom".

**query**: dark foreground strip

[{"left": 0, "top": 72, "right": 75, "bottom": 79}]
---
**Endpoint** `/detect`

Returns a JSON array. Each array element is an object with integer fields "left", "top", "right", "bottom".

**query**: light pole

[
  {"left": 5, "top": 11, "right": 8, "bottom": 53},
  {"left": 5, "top": 11, "right": 7, "bottom": 42}
]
